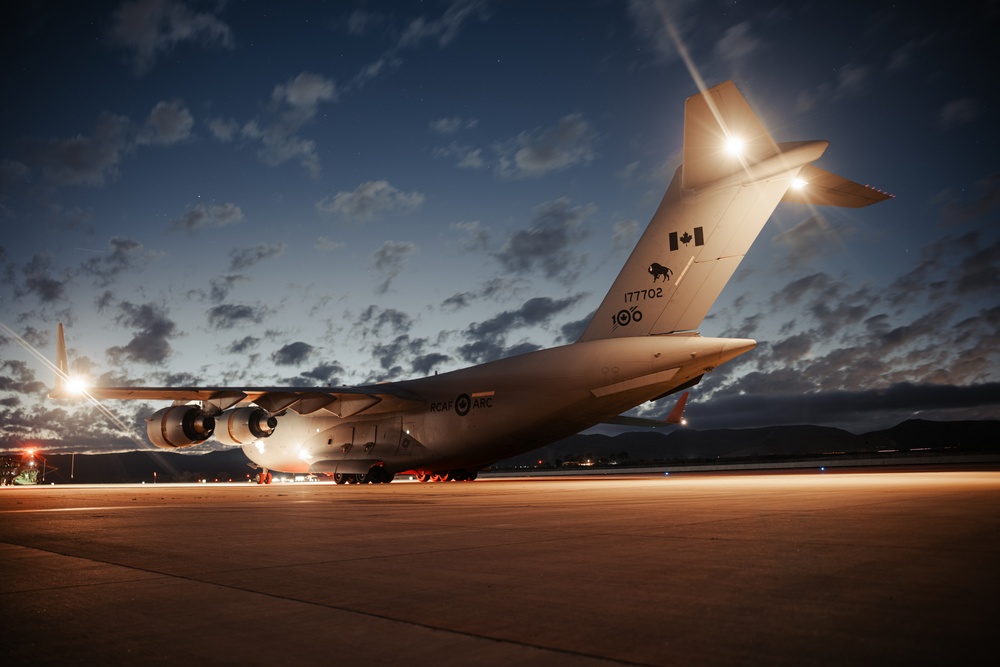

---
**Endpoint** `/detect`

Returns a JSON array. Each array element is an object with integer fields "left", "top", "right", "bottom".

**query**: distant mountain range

[
  {"left": 498, "top": 419, "right": 1000, "bottom": 468},
  {"left": 8, "top": 419, "right": 999, "bottom": 484}
]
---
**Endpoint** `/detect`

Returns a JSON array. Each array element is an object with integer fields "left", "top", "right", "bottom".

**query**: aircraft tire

[{"left": 334, "top": 473, "right": 348, "bottom": 484}]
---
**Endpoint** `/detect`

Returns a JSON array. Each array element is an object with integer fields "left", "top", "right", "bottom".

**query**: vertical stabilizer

[
  {"left": 579, "top": 81, "right": 831, "bottom": 342},
  {"left": 55, "top": 323, "right": 68, "bottom": 393}
]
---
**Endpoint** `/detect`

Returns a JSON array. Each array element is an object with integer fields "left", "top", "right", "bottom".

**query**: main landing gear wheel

[{"left": 334, "top": 473, "right": 349, "bottom": 484}]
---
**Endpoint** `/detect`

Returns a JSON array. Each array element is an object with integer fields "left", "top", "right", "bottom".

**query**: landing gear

[
  {"left": 333, "top": 468, "right": 395, "bottom": 484},
  {"left": 256, "top": 469, "right": 273, "bottom": 485},
  {"left": 415, "top": 469, "right": 478, "bottom": 483}
]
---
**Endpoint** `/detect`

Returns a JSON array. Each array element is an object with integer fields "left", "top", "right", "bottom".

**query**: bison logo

[{"left": 648, "top": 262, "right": 672, "bottom": 283}]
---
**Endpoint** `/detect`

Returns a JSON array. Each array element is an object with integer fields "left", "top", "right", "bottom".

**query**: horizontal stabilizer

[{"left": 781, "top": 164, "right": 894, "bottom": 208}]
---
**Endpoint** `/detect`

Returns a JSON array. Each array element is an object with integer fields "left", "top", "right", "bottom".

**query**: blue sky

[{"left": 1, "top": 0, "right": 997, "bottom": 453}]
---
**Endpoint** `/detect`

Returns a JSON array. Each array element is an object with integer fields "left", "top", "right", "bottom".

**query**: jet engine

[
  {"left": 146, "top": 405, "right": 216, "bottom": 449},
  {"left": 214, "top": 407, "right": 277, "bottom": 446}
]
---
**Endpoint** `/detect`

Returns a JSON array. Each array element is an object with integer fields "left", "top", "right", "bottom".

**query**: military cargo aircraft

[{"left": 51, "top": 81, "right": 891, "bottom": 483}]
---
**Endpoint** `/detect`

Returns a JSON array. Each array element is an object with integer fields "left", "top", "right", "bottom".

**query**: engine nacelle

[
  {"left": 146, "top": 406, "right": 216, "bottom": 449},
  {"left": 214, "top": 407, "right": 278, "bottom": 446}
]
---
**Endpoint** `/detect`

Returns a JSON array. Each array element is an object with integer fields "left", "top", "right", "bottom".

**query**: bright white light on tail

[
  {"left": 792, "top": 177, "right": 808, "bottom": 189},
  {"left": 725, "top": 136, "right": 745, "bottom": 155}
]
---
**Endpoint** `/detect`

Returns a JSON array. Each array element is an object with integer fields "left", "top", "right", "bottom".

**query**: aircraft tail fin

[
  {"left": 578, "top": 81, "right": 889, "bottom": 342},
  {"left": 681, "top": 81, "right": 778, "bottom": 191},
  {"left": 54, "top": 323, "right": 68, "bottom": 394}
]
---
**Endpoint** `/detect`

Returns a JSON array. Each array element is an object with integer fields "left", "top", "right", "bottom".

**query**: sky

[{"left": 1, "top": 0, "right": 998, "bottom": 454}]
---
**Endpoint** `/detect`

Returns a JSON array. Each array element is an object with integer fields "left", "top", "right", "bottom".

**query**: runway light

[{"left": 725, "top": 136, "right": 745, "bottom": 155}]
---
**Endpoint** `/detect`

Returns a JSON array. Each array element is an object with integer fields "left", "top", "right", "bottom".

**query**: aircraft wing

[
  {"left": 49, "top": 323, "right": 426, "bottom": 417},
  {"left": 50, "top": 384, "right": 426, "bottom": 417}
]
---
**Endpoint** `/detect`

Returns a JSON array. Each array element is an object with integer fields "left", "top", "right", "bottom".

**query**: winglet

[{"left": 665, "top": 391, "right": 688, "bottom": 425}]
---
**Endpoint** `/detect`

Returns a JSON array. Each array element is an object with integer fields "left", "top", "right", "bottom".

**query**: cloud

[
  {"left": 713, "top": 21, "right": 761, "bottom": 62},
  {"left": 80, "top": 236, "right": 157, "bottom": 286},
  {"left": 451, "top": 220, "right": 491, "bottom": 252},
  {"left": 0, "top": 360, "right": 46, "bottom": 396},
  {"left": 794, "top": 64, "right": 870, "bottom": 113},
  {"left": 371, "top": 241, "right": 419, "bottom": 294},
  {"left": 370, "top": 334, "right": 431, "bottom": 379},
  {"left": 459, "top": 295, "right": 583, "bottom": 363},
  {"left": 344, "top": 9, "right": 383, "bottom": 36},
  {"left": 772, "top": 215, "right": 855, "bottom": 269},
  {"left": 935, "top": 173, "right": 1000, "bottom": 226},
  {"left": 11, "top": 254, "right": 69, "bottom": 303},
  {"left": 939, "top": 98, "right": 980, "bottom": 128},
  {"left": 171, "top": 202, "right": 244, "bottom": 232},
  {"left": 272, "top": 72, "right": 337, "bottom": 111},
  {"left": 272, "top": 342, "right": 314, "bottom": 366},
  {"left": 494, "top": 198, "right": 593, "bottom": 283},
  {"left": 106, "top": 301, "right": 176, "bottom": 365},
  {"left": 240, "top": 72, "right": 337, "bottom": 177},
  {"left": 612, "top": 219, "right": 641, "bottom": 254},
  {"left": 207, "top": 274, "right": 250, "bottom": 303},
  {"left": 316, "top": 180, "right": 424, "bottom": 222},
  {"left": 432, "top": 142, "right": 486, "bottom": 169},
  {"left": 301, "top": 362, "right": 346, "bottom": 385},
  {"left": 206, "top": 117, "right": 240, "bottom": 142},
  {"left": 412, "top": 352, "right": 450, "bottom": 376},
  {"left": 207, "top": 304, "right": 268, "bottom": 330},
  {"left": 467, "top": 295, "right": 584, "bottom": 339},
  {"left": 137, "top": 100, "right": 194, "bottom": 145},
  {"left": 429, "top": 116, "right": 478, "bottom": 134},
  {"left": 356, "top": 305, "right": 413, "bottom": 338},
  {"left": 226, "top": 336, "right": 259, "bottom": 354},
  {"left": 559, "top": 310, "right": 595, "bottom": 344},
  {"left": 349, "top": 0, "right": 491, "bottom": 90},
  {"left": 496, "top": 113, "right": 598, "bottom": 179},
  {"left": 228, "top": 242, "right": 285, "bottom": 271},
  {"left": 108, "top": 0, "right": 235, "bottom": 76},
  {"left": 20, "top": 113, "right": 132, "bottom": 187}
]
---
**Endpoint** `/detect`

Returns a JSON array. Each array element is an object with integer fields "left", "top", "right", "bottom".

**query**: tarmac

[{"left": 2, "top": 470, "right": 997, "bottom": 666}]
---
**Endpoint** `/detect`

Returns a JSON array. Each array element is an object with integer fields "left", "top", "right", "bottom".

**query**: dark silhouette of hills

[
  {"left": 9, "top": 419, "right": 999, "bottom": 484},
  {"left": 497, "top": 419, "right": 1000, "bottom": 468}
]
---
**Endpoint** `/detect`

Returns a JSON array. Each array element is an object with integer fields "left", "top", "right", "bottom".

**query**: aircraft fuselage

[{"left": 242, "top": 334, "right": 755, "bottom": 475}]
